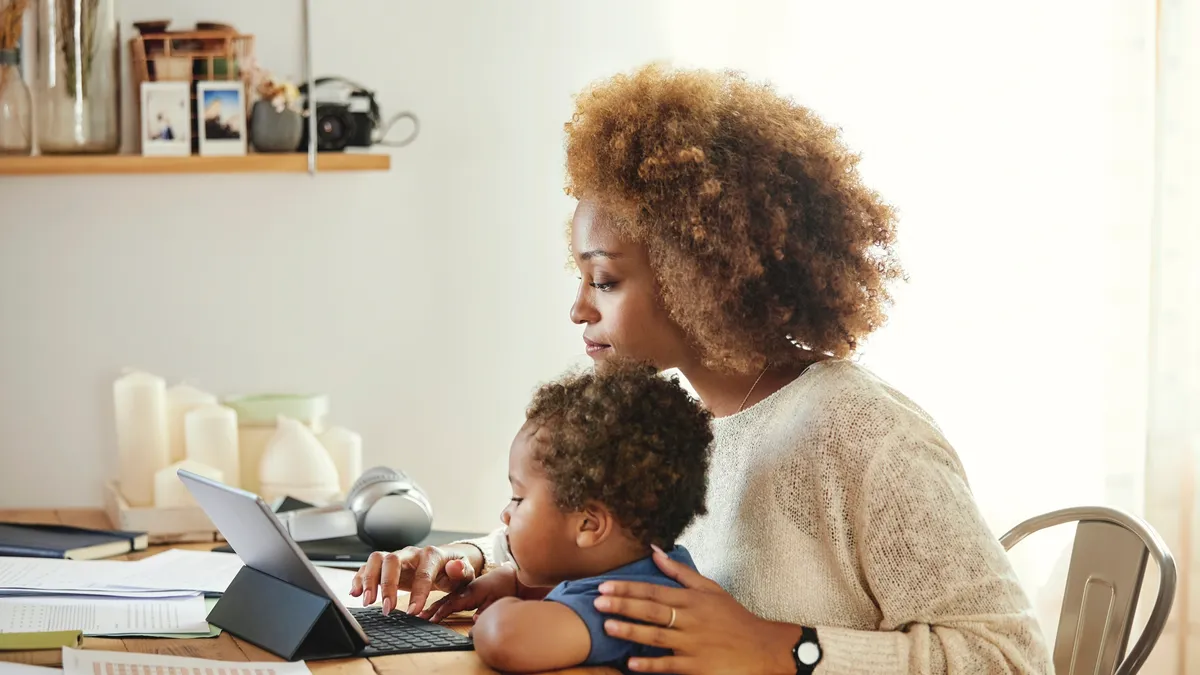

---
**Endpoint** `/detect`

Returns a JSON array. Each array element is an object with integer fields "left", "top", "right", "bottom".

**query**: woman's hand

[
  {"left": 594, "top": 546, "right": 803, "bottom": 674},
  {"left": 419, "top": 564, "right": 521, "bottom": 623},
  {"left": 348, "top": 544, "right": 481, "bottom": 615}
]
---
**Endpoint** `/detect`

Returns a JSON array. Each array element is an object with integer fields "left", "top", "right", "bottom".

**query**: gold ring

[{"left": 666, "top": 607, "right": 677, "bottom": 629}]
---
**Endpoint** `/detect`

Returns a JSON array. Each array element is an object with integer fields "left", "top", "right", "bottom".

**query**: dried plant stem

[
  {"left": 55, "top": 0, "right": 100, "bottom": 99},
  {"left": 0, "top": 0, "right": 29, "bottom": 96},
  {"left": 0, "top": 0, "right": 28, "bottom": 49}
]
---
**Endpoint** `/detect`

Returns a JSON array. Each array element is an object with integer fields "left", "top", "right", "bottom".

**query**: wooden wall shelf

[{"left": 0, "top": 153, "right": 391, "bottom": 176}]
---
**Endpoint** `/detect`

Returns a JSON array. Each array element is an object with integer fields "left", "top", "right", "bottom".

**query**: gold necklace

[{"left": 736, "top": 364, "right": 770, "bottom": 413}]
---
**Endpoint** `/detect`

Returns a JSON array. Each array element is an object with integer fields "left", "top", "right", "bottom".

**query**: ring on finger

[{"left": 666, "top": 607, "right": 677, "bottom": 629}]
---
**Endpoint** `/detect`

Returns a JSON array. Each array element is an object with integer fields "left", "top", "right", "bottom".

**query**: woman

[{"left": 351, "top": 64, "right": 1051, "bottom": 674}]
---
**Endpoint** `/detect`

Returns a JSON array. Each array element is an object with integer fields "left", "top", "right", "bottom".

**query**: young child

[{"left": 419, "top": 361, "right": 713, "bottom": 673}]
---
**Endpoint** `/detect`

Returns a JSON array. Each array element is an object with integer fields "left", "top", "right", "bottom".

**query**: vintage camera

[{"left": 297, "top": 78, "right": 380, "bottom": 152}]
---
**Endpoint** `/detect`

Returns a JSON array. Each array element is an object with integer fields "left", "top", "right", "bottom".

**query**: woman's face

[{"left": 569, "top": 200, "right": 692, "bottom": 370}]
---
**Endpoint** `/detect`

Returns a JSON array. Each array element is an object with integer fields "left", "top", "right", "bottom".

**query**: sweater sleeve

[
  {"left": 453, "top": 526, "right": 512, "bottom": 574},
  {"left": 815, "top": 431, "right": 1052, "bottom": 675}
]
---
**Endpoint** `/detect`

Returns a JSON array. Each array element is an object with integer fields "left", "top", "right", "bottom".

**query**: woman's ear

[{"left": 574, "top": 501, "right": 615, "bottom": 549}]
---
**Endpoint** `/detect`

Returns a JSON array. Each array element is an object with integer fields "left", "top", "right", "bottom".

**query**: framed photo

[
  {"left": 196, "top": 81, "right": 248, "bottom": 156},
  {"left": 140, "top": 82, "right": 191, "bottom": 157}
]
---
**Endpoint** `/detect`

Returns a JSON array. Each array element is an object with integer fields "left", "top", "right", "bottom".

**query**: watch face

[{"left": 796, "top": 641, "right": 821, "bottom": 666}]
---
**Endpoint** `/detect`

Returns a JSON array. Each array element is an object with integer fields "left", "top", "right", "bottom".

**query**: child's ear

[{"left": 574, "top": 501, "right": 614, "bottom": 549}]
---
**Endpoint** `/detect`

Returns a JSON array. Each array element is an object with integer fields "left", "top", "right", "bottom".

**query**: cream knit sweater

[{"left": 467, "top": 360, "right": 1052, "bottom": 674}]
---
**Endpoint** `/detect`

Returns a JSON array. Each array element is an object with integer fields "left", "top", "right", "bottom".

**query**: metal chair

[{"left": 1001, "top": 506, "right": 1177, "bottom": 675}]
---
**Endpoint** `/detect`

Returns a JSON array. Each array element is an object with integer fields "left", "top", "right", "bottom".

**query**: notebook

[{"left": 0, "top": 523, "right": 148, "bottom": 561}]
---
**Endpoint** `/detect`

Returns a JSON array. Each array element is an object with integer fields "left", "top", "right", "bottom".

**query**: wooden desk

[{"left": 0, "top": 509, "right": 610, "bottom": 675}]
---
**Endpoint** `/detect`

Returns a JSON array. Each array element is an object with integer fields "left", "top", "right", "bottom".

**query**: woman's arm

[{"left": 471, "top": 597, "right": 592, "bottom": 673}]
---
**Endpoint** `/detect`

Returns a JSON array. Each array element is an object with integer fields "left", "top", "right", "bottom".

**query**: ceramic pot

[{"left": 250, "top": 100, "right": 302, "bottom": 153}]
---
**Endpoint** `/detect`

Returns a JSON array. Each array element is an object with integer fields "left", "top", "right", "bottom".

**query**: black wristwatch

[{"left": 792, "top": 626, "right": 822, "bottom": 674}]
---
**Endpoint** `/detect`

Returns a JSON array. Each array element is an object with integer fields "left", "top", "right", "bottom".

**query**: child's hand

[{"left": 420, "top": 564, "right": 521, "bottom": 623}]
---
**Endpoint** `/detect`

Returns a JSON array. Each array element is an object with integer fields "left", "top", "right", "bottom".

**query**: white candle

[
  {"left": 166, "top": 384, "right": 217, "bottom": 464},
  {"left": 155, "top": 459, "right": 224, "bottom": 508},
  {"left": 320, "top": 426, "right": 363, "bottom": 497},
  {"left": 114, "top": 371, "right": 170, "bottom": 507},
  {"left": 184, "top": 404, "right": 241, "bottom": 488}
]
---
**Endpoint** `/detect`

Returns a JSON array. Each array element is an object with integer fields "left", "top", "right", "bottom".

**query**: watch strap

[{"left": 792, "top": 625, "right": 822, "bottom": 674}]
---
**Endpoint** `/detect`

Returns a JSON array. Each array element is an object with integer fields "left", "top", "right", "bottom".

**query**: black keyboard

[{"left": 349, "top": 606, "right": 474, "bottom": 655}]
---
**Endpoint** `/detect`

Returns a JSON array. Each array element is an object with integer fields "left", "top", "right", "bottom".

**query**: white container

[
  {"left": 166, "top": 384, "right": 217, "bottom": 464},
  {"left": 184, "top": 404, "right": 240, "bottom": 488},
  {"left": 223, "top": 393, "right": 328, "bottom": 494},
  {"left": 259, "top": 416, "right": 340, "bottom": 505},
  {"left": 320, "top": 426, "right": 363, "bottom": 497},
  {"left": 113, "top": 370, "right": 170, "bottom": 507},
  {"left": 155, "top": 459, "right": 223, "bottom": 508}
]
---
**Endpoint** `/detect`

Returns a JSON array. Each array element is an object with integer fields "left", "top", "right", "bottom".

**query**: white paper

[
  {"left": 0, "top": 595, "right": 209, "bottom": 636},
  {"left": 113, "top": 549, "right": 245, "bottom": 594},
  {"left": 0, "top": 589, "right": 200, "bottom": 600},
  {"left": 314, "top": 565, "right": 374, "bottom": 607},
  {"left": 61, "top": 648, "right": 311, "bottom": 675},
  {"left": 120, "top": 550, "right": 370, "bottom": 608},
  {"left": 0, "top": 558, "right": 132, "bottom": 592},
  {"left": 0, "top": 664, "right": 62, "bottom": 675}
]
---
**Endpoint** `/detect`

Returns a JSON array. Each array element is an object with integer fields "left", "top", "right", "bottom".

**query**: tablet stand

[{"left": 207, "top": 565, "right": 361, "bottom": 661}]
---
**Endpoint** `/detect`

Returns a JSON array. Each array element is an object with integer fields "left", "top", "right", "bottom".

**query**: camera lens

[
  {"left": 319, "top": 116, "right": 344, "bottom": 141},
  {"left": 313, "top": 105, "right": 355, "bottom": 151}
]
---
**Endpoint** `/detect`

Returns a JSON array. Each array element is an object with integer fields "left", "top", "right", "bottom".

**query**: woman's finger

[
  {"left": 379, "top": 552, "right": 403, "bottom": 615},
  {"left": 357, "top": 551, "right": 384, "bottom": 606},
  {"left": 592, "top": 596, "right": 681, "bottom": 628},
  {"left": 406, "top": 547, "right": 447, "bottom": 615},
  {"left": 597, "top": 580, "right": 692, "bottom": 607},
  {"left": 604, "top": 619, "right": 688, "bottom": 651},
  {"left": 626, "top": 656, "right": 699, "bottom": 674},
  {"left": 444, "top": 558, "right": 477, "bottom": 585},
  {"left": 650, "top": 547, "right": 722, "bottom": 592}
]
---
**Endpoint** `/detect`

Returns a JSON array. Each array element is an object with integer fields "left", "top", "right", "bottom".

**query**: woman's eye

[
  {"left": 510, "top": 497, "right": 524, "bottom": 505},
  {"left": 590, "top": 281, "right": 616, "bottom": 292}
]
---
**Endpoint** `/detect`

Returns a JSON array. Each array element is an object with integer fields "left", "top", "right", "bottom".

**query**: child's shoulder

[
  {"left": 542, "top": 547, "right": 696, "bottom": 667},
  {"left": 547, "top": 546, "right": 695, "bottom": 600}
]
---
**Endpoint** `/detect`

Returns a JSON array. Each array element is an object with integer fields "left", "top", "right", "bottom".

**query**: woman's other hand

[
  {"left": 349, "top": 544, "right": 481, "bottom": 615},
  {"left": 594, "top": 546, "right": 802, "bottom": 674}
]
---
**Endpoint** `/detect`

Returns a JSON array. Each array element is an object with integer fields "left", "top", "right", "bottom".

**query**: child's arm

[{"left": 471, "top": 597, "right": 592, "bottom": 673}]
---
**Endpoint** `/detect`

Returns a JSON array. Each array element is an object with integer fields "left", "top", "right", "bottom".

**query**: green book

[{"left": 0, "top": 630, "right": 82, "bottom": 651}]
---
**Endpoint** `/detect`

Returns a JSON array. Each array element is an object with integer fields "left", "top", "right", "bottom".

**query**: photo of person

[
  {"left": 197, "top": 82, "right": 248, "bottom": 156},
  {"left": 140, "top": 82, "right": 191, "bottom": 156},
  {"left": 202, "top": 89, "right": 243, "bottom": 139}
]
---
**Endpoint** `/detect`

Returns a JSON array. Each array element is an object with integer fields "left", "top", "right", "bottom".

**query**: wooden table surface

[{"left": 0, "top": 509, "right": 612, "bottom": 675}]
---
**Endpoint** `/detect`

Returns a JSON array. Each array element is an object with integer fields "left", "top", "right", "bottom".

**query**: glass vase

[
  {"left": 0, "top": 50, "right": 32, "bottom": 155},
  {"left": 36, "top": 0, "right": 120, "bottom": 154}
]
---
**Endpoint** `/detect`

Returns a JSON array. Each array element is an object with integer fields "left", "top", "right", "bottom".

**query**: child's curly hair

[
  {"left": 564, "top": 64, "right": 904, "bottom": 373},
  {"left": 526, "top": 361, "right": 713, "bottom": 549}
]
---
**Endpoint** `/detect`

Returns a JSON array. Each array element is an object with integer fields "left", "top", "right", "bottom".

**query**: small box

[{"left": 103, "top": 481, "right": 224, "bottom": 545}]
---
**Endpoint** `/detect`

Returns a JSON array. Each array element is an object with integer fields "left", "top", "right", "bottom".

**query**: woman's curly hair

[
  {"left": 526, "top": 360, "right": 713, "bottom": 549},
  {"left": 564, "top": 64, "right": 904, "bottom": 373}
]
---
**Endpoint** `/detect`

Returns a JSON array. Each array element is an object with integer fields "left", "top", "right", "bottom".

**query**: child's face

[{"left": 501, "top": 420, "right": 583, "bottom": 587}]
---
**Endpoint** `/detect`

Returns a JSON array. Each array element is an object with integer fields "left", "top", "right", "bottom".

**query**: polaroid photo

[
  {"left": 197, "top": 81, "right": 248, "bottom": 156},
  {"left": 141, "top": 81, "right": 191, "bottom": 157}
]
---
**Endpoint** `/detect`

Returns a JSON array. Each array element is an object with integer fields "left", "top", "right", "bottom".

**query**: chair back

[{"left": 1000, "top": 506, "right": 1176, "bottom": 675}]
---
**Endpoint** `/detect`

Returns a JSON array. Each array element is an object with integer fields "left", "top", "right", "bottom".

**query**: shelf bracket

[{"left": 303, "top": 0, "right": 317, "bottom": 176}]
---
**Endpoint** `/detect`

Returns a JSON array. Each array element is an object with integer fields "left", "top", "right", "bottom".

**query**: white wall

[
  {"left": 0, "top": 1, "right": 1157, "bottom": 612},
  {"left": 0, "top": 0, "right": 675, "bottom": 531}
]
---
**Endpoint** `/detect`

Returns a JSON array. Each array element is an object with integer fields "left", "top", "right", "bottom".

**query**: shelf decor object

[{"left": 36, "top": 0, "right": 120, "bottom": 154}]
